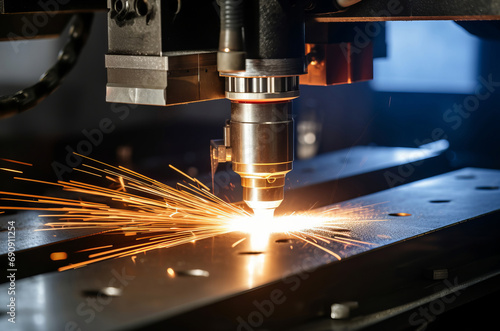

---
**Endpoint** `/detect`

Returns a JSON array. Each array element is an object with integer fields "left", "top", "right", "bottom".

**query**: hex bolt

[{"left": 330, "top": 301, "right": 359, "bottom": 319}]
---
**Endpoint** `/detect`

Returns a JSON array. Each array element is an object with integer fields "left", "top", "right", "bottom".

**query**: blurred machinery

[{"left": 1, "top": 0, "right": 500, "bottom": 330}]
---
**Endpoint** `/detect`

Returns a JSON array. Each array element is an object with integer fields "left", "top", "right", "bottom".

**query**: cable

[{"left": 0, "top": 13, "right": 94, "bottom": 120}]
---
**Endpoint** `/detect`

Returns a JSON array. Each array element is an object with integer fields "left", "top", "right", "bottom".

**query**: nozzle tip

[{"left": 252, "top": 208, "right": 275, "bottom": 219}]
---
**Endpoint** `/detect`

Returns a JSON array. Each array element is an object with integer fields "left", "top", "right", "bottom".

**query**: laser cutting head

[
  {"left": 211, "top": 77, "right": 298, "bottom": 217},
  {"left": 211, "top": 1, "right": 306, "bottom": 216},
  {"left": 230, "top": 99, "right": 294, "bottom": 217}
]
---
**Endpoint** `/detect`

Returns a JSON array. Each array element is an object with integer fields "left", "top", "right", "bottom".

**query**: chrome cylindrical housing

[{"left": 230, "top": 101, "right": 293, "bottom": 211}]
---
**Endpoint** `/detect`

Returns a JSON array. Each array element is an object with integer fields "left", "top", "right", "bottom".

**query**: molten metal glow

[{"left": 0, "top": 154, "right": 381, "bottom": 271}]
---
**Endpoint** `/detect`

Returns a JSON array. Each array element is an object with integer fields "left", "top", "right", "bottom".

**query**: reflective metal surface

[
  {"left": 106, "top": 53, "right": 224, "bottom": 106},
  {"left": 1, "top": 168, "right": 499, "bottom": 330},
  {"left": 301, "top": 42, "right": 373, "bottom": 86},
  {"left": 224, "top": 58, "right": 306, "bottom": 77},
  {"left": 225, "top": 76, "right": 300, "bottom": 101}
]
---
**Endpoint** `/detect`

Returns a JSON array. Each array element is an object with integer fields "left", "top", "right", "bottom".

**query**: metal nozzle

[
  {"left": 230, "top": 101, "right": 293, "bottom": 214},
  {"left": 210, "top": 100, "right": 293, "bottom": 215},
  {"left": 212, "top": 75, "right": 298, "bottom": 216}
]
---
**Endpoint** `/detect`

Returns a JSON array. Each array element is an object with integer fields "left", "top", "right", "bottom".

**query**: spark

[
  {"left": 0, "top": 158, "right": 32, "bottom": 166},
  {"left": 0, "top": 154, "right": 383, "bottom": 271},
  {"left": 231, "top": 237, "right": 247, "bottom": 248},
  {"left": 0, "top": 168, "right": 23, "bottom": 174},
  {"left": 77, "top": 245, "right": 114, "bottom": 253}
]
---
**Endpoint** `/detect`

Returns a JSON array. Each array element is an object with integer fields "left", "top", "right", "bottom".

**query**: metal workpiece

[
  {"left": 105, "top": 53, "right": 225, "bottom": 106},
  {"left": 2, "top": 168, "right": 500, "bottom": 331}
]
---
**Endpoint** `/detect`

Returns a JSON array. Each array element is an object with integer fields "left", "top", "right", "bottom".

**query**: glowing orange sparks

[{"left": 0, "top": 154, "right": 382, "bottom": 271}]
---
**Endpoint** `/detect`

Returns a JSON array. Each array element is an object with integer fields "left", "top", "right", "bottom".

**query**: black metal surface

[
  {"left": 149, "top": 168, "right": 500, "bottom": 330},
  {"left": 243, "top": 0, "right": 305, "bottom": 59},
  {"left": 1, "top": 168, "right": 499, "bottom": 331},
  {"left": 279, "top": 144, "right": 450, "bottom": 213},
  {"left": 309, "top": 0, "right": 500, "bottom": 21}
]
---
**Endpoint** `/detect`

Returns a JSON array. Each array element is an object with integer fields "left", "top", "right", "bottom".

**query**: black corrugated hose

[{"left": 0, "top": 13, "right": 94, "bottom": 120}]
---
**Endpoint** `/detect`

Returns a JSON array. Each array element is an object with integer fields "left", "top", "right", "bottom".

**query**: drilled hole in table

[
  {"left": 429, "top": 200, "right": 451, "bottom": 203},
  {"left": 82, "top": 287, "right": 122, "bottom": 298},
  {"left": 389, "top": 213, "right": 412, "bottom": 217},
  {"left": 175, "top": 269, "right": 210, "bottom": 277},
  {"left": 275, "top": 239, "right": 293, "bottom": 244},
  {"left": 456, "top": 175, "right": 476, "bottom": 180},
  {"left": 476, "top": 186, "right": 499, "bottom": 190},
  {"left": 239, "top": 251, "right": 265, "bottom": 255}
]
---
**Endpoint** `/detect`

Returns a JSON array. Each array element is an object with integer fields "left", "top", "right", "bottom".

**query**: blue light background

[{"left": 371, "top": 21, "right": 480, "bottom": 94}]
